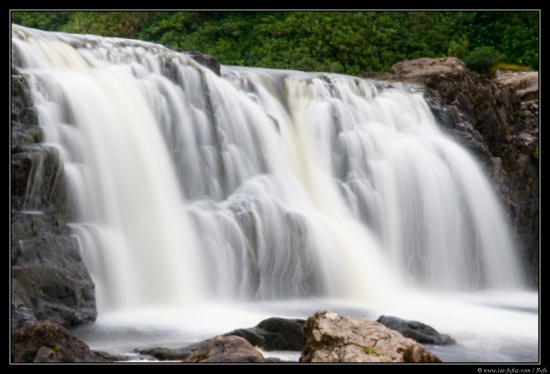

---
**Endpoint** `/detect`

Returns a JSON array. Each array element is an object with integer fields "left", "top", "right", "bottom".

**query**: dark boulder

[
  {"left": 225, "top": 317, "right": 306, "bottom": 351},
  {"left": 376, "top": 315, "right": 456, "bottom": 345},
  {"left": 12, "top": 235, "right": 97, "bottom": 329},
  {"left": 187, "top": 51, "right": 221, "bottom": 76}
]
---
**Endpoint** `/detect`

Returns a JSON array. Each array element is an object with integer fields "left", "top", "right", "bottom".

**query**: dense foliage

[{"left": 11, "top": 11, "right": 539, "bottom": 75}]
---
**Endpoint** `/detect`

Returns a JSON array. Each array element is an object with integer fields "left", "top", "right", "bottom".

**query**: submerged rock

[{"left": 376, "top": 315, "right": 456, "bottom": 345}]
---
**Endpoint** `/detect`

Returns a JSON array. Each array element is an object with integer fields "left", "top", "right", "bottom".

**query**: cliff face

[
  {"left": 10, "top": 56, "right": 539, "bottom": 329},
  {"left": 365, "top": 57, "right": 539, "bottom": 287}
]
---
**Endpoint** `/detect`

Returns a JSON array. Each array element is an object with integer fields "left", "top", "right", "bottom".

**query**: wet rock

[
  {"left": 225, "top": 317, "right": 306, "bottom": 351},
  {"left": 376, "top": 315, "right": 456, "bottom": 345},
  {"left": 12, "top": 235, "right": 97, "bottom": 329}
]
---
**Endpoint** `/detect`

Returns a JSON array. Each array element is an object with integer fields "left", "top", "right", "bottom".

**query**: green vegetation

[
  {"left": 463, "top": 46, "right": 504, "bottom": 77},
  {"left": 363, "top": 346, "right": 378, "bottom": 355},
  {"left": 490, "top": 62, "right": 536, "bottom": 75},
  {"left": 11, "top": 11, "right": 539, "bottom": 76}
]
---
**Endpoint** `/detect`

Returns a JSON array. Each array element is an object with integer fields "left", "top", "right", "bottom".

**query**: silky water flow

[{"left": 11, "top": 25, "right": 538, "bottom": 362}]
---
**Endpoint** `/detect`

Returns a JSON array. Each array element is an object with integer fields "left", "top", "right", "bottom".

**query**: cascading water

[{"left": 11, "top": 24, "right": 537, "bottom": 362}]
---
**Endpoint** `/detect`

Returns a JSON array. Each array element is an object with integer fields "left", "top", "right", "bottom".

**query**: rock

[
  {"left": 392, "top": 56, "right": 469, "bottom": 78},
  {"left": 11, "top": 320, "right": 106, "bottom": 362},
  {"left": 300, "top": 311, "right": 442, "bottom": 363},
  {"left": 138, "top": 346, "right": 195, "bottom": 361},
  {"left": 141, "top": 316, "right": 306, "bottom": 362},
  {"left": 376, "top": 315, "right": 456, "bottom": 345},
  {"left": 187, "top": 51, "right": 221, "bottom": 76},
  {"left": 11, "top": 234, "right": 97, "bottom": 329},
  {"left": 11, "top": 297, "right": 37, "bottom": 330},
  {"left": 92, "top": 350, "right": 129, "bottom": 362},
  {"left": 224, "top": 317, "right": 306, "bottom": 351},
  {"left": 163, "top": 45, "right": 221, "bottom": 77},
  {"left": 495, "top": 71, "right": 538, "bottom": 101},
  {"left": 181, "top": 335, "right": 266, "bottom": 363}
]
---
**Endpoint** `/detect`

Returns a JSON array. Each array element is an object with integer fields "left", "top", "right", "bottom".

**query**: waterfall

[{"left": 11, "top": 24, "right": 527, "bottom": 316}]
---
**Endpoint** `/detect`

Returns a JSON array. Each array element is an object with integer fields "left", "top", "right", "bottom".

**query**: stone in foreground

[
  {"left": 11, "top": 320, "right": 107, "bottom": 363},
  {"left": 181, "top": 335, "right": 266, "bottom": 363},
  {"left": 300, "top": 311, "right": 442, "bottom": 363}
]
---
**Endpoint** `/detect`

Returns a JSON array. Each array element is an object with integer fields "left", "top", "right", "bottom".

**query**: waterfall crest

[{"left": 11, "top": 24, "right": 527, "bottom": 314}]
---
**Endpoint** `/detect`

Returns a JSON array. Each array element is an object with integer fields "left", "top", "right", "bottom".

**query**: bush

[
  {"left": 447, "top": 39, "right": 469, "bottom": 59},
  {"left": 462, "top": 46, "right": 504, "bottom": 77}
]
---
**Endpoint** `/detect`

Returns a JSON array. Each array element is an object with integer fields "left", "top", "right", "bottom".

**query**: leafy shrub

[
  {"left": 462, "top": 46, "right": 504, "bottom": 77},
  {"left": 447, "top": 39, "right": 469, "bottom": 59}
]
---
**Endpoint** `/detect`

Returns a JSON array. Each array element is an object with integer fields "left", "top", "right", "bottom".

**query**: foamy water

[{"left": 12, "top": 24, "right": 539, "bottom": 363}]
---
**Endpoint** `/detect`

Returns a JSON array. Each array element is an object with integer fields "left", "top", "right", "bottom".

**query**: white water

[{"left": 11, "top": 25, "right": 538, "bottom": 363}]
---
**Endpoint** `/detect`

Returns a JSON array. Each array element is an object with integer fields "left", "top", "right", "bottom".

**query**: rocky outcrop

[
  {"left": 495, "top": 70, "right": 538, "bottom": 102},
  {"left": 11, "top": 70, "right": 97, "bottom": 329},
  {"left": 376, "top": 315, "right": 456, "bottom": 345},
  {"left": 165, "top": 45, "right": 222, "bottom": 76},
  {"left": 224, "top": 317, "right": 306, "bottom": 351},
  {"left": 365, "top": 57, "right": 539, "bottom": 287},
  {"left": 11, "top": 320, "right": 122, "bottom": 363},
  {"left": 187, "top": 51, "right": 222, "bottom": 76},
  {"left": 300, "top": 311, "right": 442, "bottom": 363},
  {"left": 181, "top": 335, "right": 266, "bottom": 363},
  {"left": 11, "top": 235, "right": 96, "bottom": 329}
]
